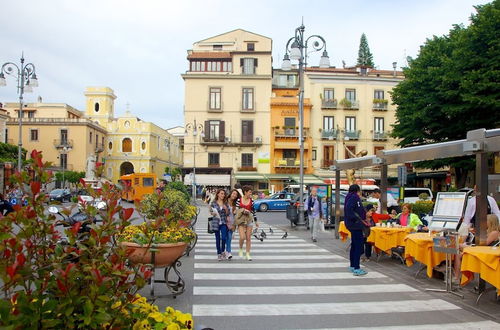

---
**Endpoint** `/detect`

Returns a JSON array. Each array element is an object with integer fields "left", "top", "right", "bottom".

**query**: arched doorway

[{"left": 120, "top": 162, "right": 134, "bottom": 176}]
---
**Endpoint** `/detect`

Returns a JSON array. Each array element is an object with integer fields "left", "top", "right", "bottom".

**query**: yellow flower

[
  {"left": 148, "top": 311, "right": 165, "bottom": 322},
  {"left": 176, "top": 312, "right": 193, "bottom": 325},
  {"left": 133, "top": 319, "right": 151, "bottom": 330},
  {"left": 166, "top": 324, "right": 180, "bottom": 330},
  {"left": 111, "top": 300, "right": 122, "bottom": 309},
  {"left": 165, "top": 306, "right": 175, "bottom": 315}
]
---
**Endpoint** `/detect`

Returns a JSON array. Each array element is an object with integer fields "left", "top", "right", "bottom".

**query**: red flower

[
  {"left": 3, "top": 249, "right": 11, "bottom": 258},
  {"left": 16, "top": 253, "right": 26, "bottom": 267}
]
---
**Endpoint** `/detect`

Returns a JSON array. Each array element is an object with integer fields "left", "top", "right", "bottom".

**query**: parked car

[
  {"left": 402, "top": 188, "right": 434, "bottom": 203},
  {"left": 253, "top": 192, "right": 295, "bottom": 212},
  {"left": 49, "top": 189, "right": 72, "bottom": 202},
  {"left": 74, "top": 189, "right": 106, "bottom": 209}
]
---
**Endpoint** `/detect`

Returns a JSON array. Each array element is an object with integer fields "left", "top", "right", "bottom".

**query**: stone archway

[{"left": 120, "top": 162, "right": 134, "bottom": 176}]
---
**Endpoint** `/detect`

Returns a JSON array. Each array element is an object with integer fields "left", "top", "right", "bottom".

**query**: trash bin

[{"left": 286, "top": 205, "right": 298, "bottom": 223}]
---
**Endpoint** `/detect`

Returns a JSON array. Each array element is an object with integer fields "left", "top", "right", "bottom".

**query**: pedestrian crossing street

[{"left": 192, "top": 220, "right": 499, "bottom": 330}]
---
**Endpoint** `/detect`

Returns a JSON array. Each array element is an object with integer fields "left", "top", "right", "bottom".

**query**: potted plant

[
  {"left": 339, "top": 98, "right": 352, "bottom": 108},
  {"left": 117, "top": 189, "right": 196, "bottom": 267}
]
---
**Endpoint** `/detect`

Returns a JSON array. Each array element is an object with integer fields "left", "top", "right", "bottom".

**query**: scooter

[{"left": 48, "top": 201, "right": 106, "bottom": 240}]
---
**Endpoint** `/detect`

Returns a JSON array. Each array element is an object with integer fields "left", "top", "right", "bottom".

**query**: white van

[{"left": 403, "top": 188, "right": 433, "bottom": 203}]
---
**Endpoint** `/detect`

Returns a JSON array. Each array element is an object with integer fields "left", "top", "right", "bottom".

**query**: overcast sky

[{"left": 0, "top": 0, "right": 489, "bottom": 129}]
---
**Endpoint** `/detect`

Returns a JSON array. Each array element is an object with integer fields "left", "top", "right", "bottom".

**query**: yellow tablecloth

[
  {"left": 461, "top": 246, "right": 500, "bottom": 295},
  {"left": 339, "top": 221, "right": 351, "bottom": 241},
  {"left": 369, "top": 226, "right": 414, "bottom": 255},
  {"left": 404, "top": 233, "right": 446, "bottom": 278}
]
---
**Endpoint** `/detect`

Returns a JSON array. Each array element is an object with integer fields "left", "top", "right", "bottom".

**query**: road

[{"left": 184, "top": 204, "right": 500, "bottom": 330}]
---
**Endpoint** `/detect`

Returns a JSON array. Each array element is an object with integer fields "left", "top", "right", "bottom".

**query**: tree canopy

[
  {"left": 356, "top": 33, "right": 375, "bottom": 67},
  {"left": 0, "top": 142, "right": 26, "bottom": 163},
  {"left": 391, "top": 1, "right": 500, "bottom": 186}
]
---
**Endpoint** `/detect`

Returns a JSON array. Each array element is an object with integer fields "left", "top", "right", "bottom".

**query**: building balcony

[
  {"left": 344, "top": 130, "right": 361, "bottom": 140},
  {"left": 53, "top": 139, "right": 74, "bottom": 150},
  {"left": 373, "top": 131, "right": 390, "bottom": 141},
  {"left": 273, "top": 128, "right": 309, "bottom": 138},
  {"left": 321, "top": 99, "right": 338, "bottom": 109},
  {"left": 200, "top": 136, "right": 263, "bottom": 147},
  {"left": 321, "top": 129, "right": 338, "bottom": 140},
  {"left": 372, "top": 100, "right": 388, "bottom": 111},
  {"left": 339, "top": 99, "right": 359, "bottom": 110},
  {"left": 321, "top": 159, "right": 335, "bottom": 169},
  {"left": 95, "top": 143, "right": 105, "bottom": 153},
  {"left": 274, "top": 158, "right": 308, "bottom": 168},
  {"left": 237, "top": 166, "right": 257, "bottom": 172}
]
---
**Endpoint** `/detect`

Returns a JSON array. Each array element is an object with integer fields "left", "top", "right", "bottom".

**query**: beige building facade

[{"left": 182, "top": 29, "right": 272, "bottom": 189}]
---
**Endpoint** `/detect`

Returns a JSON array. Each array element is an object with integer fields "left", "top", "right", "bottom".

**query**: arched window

[
  {"left": 94, "top": 102, "right": 100, "bottom": 112},
  {"left": 108, "top": 142, "right": 113, "bottom": 150},
  {"left": 122, "top": 138, "right": 132, "bottom": 152},
  {"left": 141, "top": 141, "right": 146, "bottom": 150}
]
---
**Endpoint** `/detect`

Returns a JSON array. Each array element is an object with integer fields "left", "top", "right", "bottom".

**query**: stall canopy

[
  {"left": 290, "top": 175, "right": 325, "bottom": 185},
  {"left": 184, "top": 174, "right": 231, "bottom": 186},
  {"left": 322, "top": 178, "right": 378, "bottom": 190}
]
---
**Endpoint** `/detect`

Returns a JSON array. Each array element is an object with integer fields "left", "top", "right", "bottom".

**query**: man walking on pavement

[{"left": 306, "top": 186, "right": 322, "bottom": 243}]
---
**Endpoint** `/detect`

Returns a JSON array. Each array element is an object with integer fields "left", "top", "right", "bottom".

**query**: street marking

[
  {"left": 196, "top": 238, "right": 303, "bottom": 242},
  {"left": 194, "top": 254, "right": 346, "bottom": 260},
  {"left": 194, "top": 262, "right": 349, "bottom": 269},
  {"left": 196, "top": 243, "right": 316, "bottom": 248},
  {"left": 327, "top": 321, "right": 500, "bottom": 330},
  {"left": 194, "top": 272, "right": 386, "bottom": 280},
  {"left": 192, "top": 299, "right": 459, "bottom": 316},
  {"left": 195, "top": 248, "right": 329, "bottom": 253},
  {"left": 193, "top": 283, "right": 418, "bottom": 295}
]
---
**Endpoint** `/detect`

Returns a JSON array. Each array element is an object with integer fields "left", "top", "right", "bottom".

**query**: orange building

[{"left": 269, "top": 86, "right": 314, "bottom": 191}]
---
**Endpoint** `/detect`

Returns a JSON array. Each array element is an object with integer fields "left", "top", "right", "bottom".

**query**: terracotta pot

[{"left": 121, "top": 242, "right": 187, "bottom": 267}]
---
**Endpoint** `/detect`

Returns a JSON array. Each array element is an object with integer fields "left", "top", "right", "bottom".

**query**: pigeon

[
  {"left": 252, "top": 228, "right": 258, "bottom": 235},
  {"left": 254, "top": 234, "right": 263, "bottom": 242},
  {"left": 269, "top": 227, "right": 274, "bottom": 234},
  {"left": 260, "top": 230, "right": 267, "bottom": 239},
  {"left": 281, "top": 231, "right": 288, "bottom": 239}
]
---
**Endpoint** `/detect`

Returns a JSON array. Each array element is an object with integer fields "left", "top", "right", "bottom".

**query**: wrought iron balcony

[
  {"left": 321, "top": 99, "right": 338, "bottom": 109},
  {"left": 344, "top": 130, "right": 361, "bottom": 140},
  {"left": 321, "top": 129, "right": 338, "bottom": 140},
  {"left": 372, "top": 101, "right": 388, "bottom": 111},
  {"left": 53, "top": 139, "right": 74, "bottom": 149},
  {"left": 373, "top": 131, "right": 389, "bottom": 141},
  {"left": 95, "top": 143, "right": 105, "bottom": 153},
  {"left": 274, "top": 158, "right": 308, "bottom": 168},
  {"left": 340, "top": 100, "right": 359, "bottom": 110}
]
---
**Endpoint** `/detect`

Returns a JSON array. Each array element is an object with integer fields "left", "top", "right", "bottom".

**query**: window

[
  {"left": 241, "top": 120, "right": 254, "bottom": 142},
  {"left": 374, "top": 90, "right": 384, "bottom": 100},
  {"left": 141, "top": 141, "right": 146, "bottom": 150},
  {"left": 30, "top": 129, "right": 38, "bottom": 141},
  {"left": 60, "top": 153, "right": 67, "bottom": 170},
  {"left": 209, "top": 121, "right": 220, "bottom": 141},
  {"left": 284, "top": 117, "right": 296, "bottom": 135},
  {"left": 345, "top": 116, "right": 356, "bottom": 131},
  {"left": 27, "top": 111, "right": 35, "bottom": 118},
  {"left": 283, "top": 150, "right": 296, "bottom": 159},
  {"left": 242, "top": 88, "right": 254, "bottom": 110},
  {"left": 324, "top": 88, "right": 334, "bottom": 100},
  {"left": 209, "top": 87, "right": 221, "bottom": 110},
  {"left": 108, "top": 141, "right": 113, "bottom": 150},
  {"left": 247, "top": 43, "right": 255, "bottom": 51},
  {"left": 143, "top": 178, "right": 154, "bottom": 187},
  {"left": 312, "top": 149, "right": 317, "bottom": 161},
  {"left": 96, "top": 134, "right": 99, "bottom": 148},
  {"left": 213, "top": 45, "right": 223, "bottom": 51},
  {"left": 277, "top": 74, "right": 297, "bottom": 88},
  {"left": 242, "top": 153, "right": 253, "bottom": 167},
  {"left": 89, "top": 132, "right": 93, "bottom": 143},
  {"left": 345, "top": 146, "right": 356, "bottom": 159},
  {"left": 345, "top": 89, "right": 356, "bottom": 102},
  {"left": 208, "top": 153, "right": 220, "bottom": 166},
  {"left": 4, "top": 128, "right": 8, "bottom": 143},
  {"left": 95, "top": 103, "right": 99, "bottom": 112},
  {"left": 374, "top": 146, "right": 385, "bottom": 156},
  {"left": 60, "top": 129, "right": 68, "bottom": 144},
  {"left": 374, "top": 117, "right": 384, "bottom": 132},
  {"left": 241, "top": 58, "right": 257, "bottom": 75},
  {"left": 122, "top": 138, "right": 132, "bottom": 152},
  {"left": 323, "top": 116, "right": 334, "bottom": 130}
]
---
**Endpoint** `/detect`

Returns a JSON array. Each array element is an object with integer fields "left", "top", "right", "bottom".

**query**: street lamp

[
  {"left": 281, "top": 24, "right": 330, "bottom": 225},
  {"left": 185, "top": 120, "right": 204, "bottom": 204},
  {"left": 0, "top": 54, "right": 38, "bottom": 172}
]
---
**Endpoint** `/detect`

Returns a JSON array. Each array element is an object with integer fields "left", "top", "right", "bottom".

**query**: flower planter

[{"left": 121, "top": 242, "right": 187, "bottom": 267}]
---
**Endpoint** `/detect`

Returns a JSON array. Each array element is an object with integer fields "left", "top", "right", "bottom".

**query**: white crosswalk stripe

[{"left": 192, "top": 218, "right": 499, "bottom": 329}]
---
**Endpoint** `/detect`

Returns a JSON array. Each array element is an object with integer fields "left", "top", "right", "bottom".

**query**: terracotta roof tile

[{"left": 187, "top": 52, "right": 231, "bottom": 59}]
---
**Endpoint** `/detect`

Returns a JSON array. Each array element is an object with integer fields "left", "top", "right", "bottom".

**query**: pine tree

[{"left": 356, "top": 33, "right": 375, "bottom": 67}]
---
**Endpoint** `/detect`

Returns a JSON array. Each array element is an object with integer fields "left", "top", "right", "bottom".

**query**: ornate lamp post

[
  {"left": 281, "top": 24, "right": 330, "bottom": 225},
  {"left": 0, "top": 54, "right": 39, "bottom": 172},
  {"left": 185, "top": 120, "right": 204, "bottom": 203}
]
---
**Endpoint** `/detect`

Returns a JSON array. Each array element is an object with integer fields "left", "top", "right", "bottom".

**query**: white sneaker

[
  {"left": 217, "top": 254, "right": 223, "bottom": 261},
  {"left": 226, "top": 252, "right": 232, "bottom": 260}
]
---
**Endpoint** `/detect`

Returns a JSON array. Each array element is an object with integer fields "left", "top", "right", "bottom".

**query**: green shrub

[
  {"left": 166, "top": 181, "right": 190, "bottom": 201},
  {"left": 411, "top": 200, "right": 434, "bottom": 215}
]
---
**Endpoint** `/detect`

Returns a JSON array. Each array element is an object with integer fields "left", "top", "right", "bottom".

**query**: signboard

[
  {"left": 429, "top": 192, "right": 468, "bottom": 230},
  {"left": 258, "top": 152, "right": 270, "bottom": 164},
  {"left": 397, "top": 165, "right": 407, "bottom": 186}
]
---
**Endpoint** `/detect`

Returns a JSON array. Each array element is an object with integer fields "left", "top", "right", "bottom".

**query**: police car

[{"left": 253, "top": 192, "right": 295, "bottom": 212}]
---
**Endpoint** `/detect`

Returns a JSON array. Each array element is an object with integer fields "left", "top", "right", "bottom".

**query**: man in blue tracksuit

[{"left": 344, "top": 184, "right": 368, "bottom": 276}]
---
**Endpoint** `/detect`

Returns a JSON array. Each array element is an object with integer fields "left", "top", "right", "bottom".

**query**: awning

[
  {"left": 234, "top": 173, "right": 266, "bottom": 181},
  {"left": 290, "top": 175, "right": 325, "bottom": 185},
  {"left": 265, "top": 174, "right": 291, "bottom": 180},
  {"left": 184, "top": 174, "right": 231, "bottom": 186}
]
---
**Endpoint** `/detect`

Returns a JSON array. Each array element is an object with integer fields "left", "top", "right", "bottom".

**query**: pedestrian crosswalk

[{"left": 192, "top": 220, "right": 500, "bottom": 330}]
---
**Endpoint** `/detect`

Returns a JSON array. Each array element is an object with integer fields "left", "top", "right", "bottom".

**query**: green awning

[
  {"left": 234, "top": 173, "right": 266, "bottom": 181},
  {"left": 264, "top": 174, "right": 291, "bottom": 180}
]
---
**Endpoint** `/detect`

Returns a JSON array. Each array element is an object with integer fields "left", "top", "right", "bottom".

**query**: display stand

[{"left": 425, "top": 232, "right": 463, "bottom": 298}]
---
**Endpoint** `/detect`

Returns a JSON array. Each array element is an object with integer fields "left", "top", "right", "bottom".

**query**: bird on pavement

[
  {"left": 281, "top": 231, "right": 288, "bottom": 239},
  {"left": 269, "top": 227, "right": 274, "bottom": 234}
]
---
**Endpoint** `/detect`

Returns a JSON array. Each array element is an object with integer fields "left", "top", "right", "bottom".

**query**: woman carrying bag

[
  {"left": 235, "top": 185, "right": 258, "bottom": 261},
  {"left": 209, "top": 189, "right": 230, "bottom": 261},
  {"left": 225, "top": 189, "right": 240, "bottom": 260}
]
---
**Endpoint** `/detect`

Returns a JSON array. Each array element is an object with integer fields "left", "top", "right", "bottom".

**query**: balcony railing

[
  {"left": 344, "top": 130, "right": 361, "bottom": 140},
  {"left": 339, "top": 100, "right": 359, "bottom": 110},
  {"left": 321, "top": 159, "right": 335, "bottom": 168},
  {"left": 200, "top": 136, "right": 263, "bottom": 146},
  {"left": 274, "top": 158, "right": 308, "bottom": 168},
  {"left": 237, "top": 166, "right": 257, "bottom": 172},
  {"left": 53, "top": 139, "right": 74, "bottom": 149},
  {"left": 95, "top": 143, "right": 105, "bottom": 153},
  {"left": 274, "top": 128, "right": 309, "bottom": 138},
  {"left": 321, "top": 99, "right": 338, "bottom": 109},
  {"left": 373, "top": 101, "right": 388, "bottom": 111},
  {"left": 321, "top": 129, "right": 338, "bottom": 140},
  {"left": 373, "top": 131, "right": 389, "bottom": 141}
]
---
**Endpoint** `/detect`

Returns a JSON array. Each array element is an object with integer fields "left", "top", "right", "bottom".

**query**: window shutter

[
  {"left": 204, "top": 121, "right": 209, "bottom": 141},
  {"left": 219, "top": 121, "right": 225, "bottom": 142},
  {"left": 248, "top": 121, "right": 254, "bottom": 142},
  {"left": 254, "top": 58, "right": 258, "bottom": 67},
  {"left": 240, "top": 58, "right": 244, "bottom": 67}
]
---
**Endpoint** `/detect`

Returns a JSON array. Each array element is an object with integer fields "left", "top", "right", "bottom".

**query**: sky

[{"left": 0, "top": 0, "right": 490, "bottom": 130}]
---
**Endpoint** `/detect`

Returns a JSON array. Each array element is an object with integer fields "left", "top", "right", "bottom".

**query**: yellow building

[
  {"left": 3, "top": 101, "right": 107, "bottom": 173},
  {"left": 182, "top": 29, "right": 272, "bottom": 190},
  {"left": 84, "top": 87, "right": 182, "bottom": 183}
]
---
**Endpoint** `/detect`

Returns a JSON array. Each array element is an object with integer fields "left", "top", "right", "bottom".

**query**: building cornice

[
  {"left": 181, "top": 74, "right": 272, "bottom": 80},
  {"left": 6, "top": 118, "right": 107, "bottom": 133}
]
